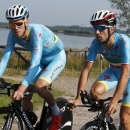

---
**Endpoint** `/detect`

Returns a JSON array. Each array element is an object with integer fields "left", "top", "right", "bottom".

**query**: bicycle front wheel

[
  {"left": 1, "top": 111, "right": 23, "bottom": 130},
  {"left": 80, "top": 120, "right": 117, "bottom": 130},
  {"left": 80, "top": 121, "right": 104, "bottom": 130}
]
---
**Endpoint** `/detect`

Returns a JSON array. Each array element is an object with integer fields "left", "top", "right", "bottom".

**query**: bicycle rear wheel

[
  {"left": 56, "top": 97, "right": 73, "bottom": 130},
  {"left": 1, "top": 111, "right": 23, "bottom": 130}
]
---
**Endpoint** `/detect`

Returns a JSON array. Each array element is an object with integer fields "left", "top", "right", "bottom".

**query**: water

[
  {"left": 0, "top": 28, "right": 94, "bottom": 48},
  {"left": 57, "top": 33, "right": 93, "bottom": 48}
]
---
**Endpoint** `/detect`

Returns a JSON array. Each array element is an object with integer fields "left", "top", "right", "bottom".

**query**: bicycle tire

[
  {"left": 80, "top": 120, "right": 117, "bottom": 130},
  {"left": 80, "top": 121, "right": 105, "bottom": 130},
  {"left": 1, "top": 111, "right": 23, "bottom": 130},
  {"left": 39, "top": 97, "right": 73, "bottom": 130}
]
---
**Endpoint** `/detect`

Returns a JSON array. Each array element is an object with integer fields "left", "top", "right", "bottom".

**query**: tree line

[{"left": 0, "top": 22, "right": 128, "bottom": 36}]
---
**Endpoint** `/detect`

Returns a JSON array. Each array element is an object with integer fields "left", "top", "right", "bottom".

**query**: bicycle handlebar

[
  {"left": 0, "top": 78, "right": 36, "bottom": 97},
  {"left": 80, "top": 90, "right": 122, "bottom": 108}
]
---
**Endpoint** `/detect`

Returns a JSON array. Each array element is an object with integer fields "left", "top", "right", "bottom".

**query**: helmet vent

[
  {"left": 20, "top": 8, "right": 24, "bottom": 15},
  {"left": 12, "top": 10, "right": 14, "bottom": 16},
  {"left": 103, "top": 12, "right": 108, "bottom": 18},
  {"left": 9, "top": 9, "right": 11, "bottom": 16},
  {"left": 98, "top": 12, "right": 102, "bottom": 18},
  {"left": 16, "top": 8, "right": 19, "bottom": 15}
]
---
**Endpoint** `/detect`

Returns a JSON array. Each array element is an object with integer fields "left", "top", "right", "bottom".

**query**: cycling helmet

[
  {"left": 6, "top": 5, "right": 29, "bottom": 21},
  {"left": 90, "top": 10, "right": 116, "bottom": 26}
]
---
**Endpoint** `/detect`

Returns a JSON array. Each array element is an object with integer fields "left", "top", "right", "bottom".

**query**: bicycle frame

[
  {"left": 80, "top": 90, "right": 122, "bottom": 130},
  {"left": 0, "top": 80, "right": 73, "bottom": 130},
  {"left": 91, "top": 108, "right": 110, "bottom": 129},
  {"left": 3, "top": 100, "right": 35, "bottom": 130}
]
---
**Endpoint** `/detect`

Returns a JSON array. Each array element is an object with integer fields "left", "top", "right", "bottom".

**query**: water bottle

[{"left": 25, "top": 109, "right": 38, "bottom": 125}]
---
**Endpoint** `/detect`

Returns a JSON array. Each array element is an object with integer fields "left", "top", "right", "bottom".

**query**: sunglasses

[
  {"left": 93, "top": 25, "right": 112, "bottom": 32},
  {"left": 9, "top": 20, "right": 25, "bottom": 28}
]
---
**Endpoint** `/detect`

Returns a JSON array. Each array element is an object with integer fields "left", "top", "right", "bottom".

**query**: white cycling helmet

[
  {"left": 90, "top": 10, "right": 116, "bottom": 26},
  {"left": 6, "top": 5, "right": 29, "bottom": 21}
]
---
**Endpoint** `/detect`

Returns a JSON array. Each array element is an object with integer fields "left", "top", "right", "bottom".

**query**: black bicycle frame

[{"left": 9, "top": 101, "right": 35, "bottom": 130}]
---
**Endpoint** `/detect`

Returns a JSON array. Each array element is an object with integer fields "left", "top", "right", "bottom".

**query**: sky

[{"left": 0, "top": 0, "right": 119, "bottom": 27}]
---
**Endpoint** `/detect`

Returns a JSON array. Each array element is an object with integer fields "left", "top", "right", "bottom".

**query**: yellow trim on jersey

[
  {"left": 38, "top": 77, "right": 51, "bottom": 84},
  {"left": 122, "top": 102, "right": 130, "bottom": 107},
  {"left": 54, "top": 34, "right": 58, "bottom": 43},
  {"left": 95, "top": 81, "right": 108, "bottom": 92}
]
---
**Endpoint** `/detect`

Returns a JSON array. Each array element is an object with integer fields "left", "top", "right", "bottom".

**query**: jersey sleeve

[
  {"left": 86, "top": 39, "right": 98, "bottom": 62},
  {"left": 120, "top": 35, "right": 130, "bottom": 64},
  {"left": 21, "top": 28, "right": 43, "bottom": 87},
  {"left": 0, "top": 31, "right": 15, "bottom": 77}
]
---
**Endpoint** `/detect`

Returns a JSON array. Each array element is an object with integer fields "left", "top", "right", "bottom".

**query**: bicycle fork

[{"left": 17, "top": 108, "right": 35, "bottom": 130}]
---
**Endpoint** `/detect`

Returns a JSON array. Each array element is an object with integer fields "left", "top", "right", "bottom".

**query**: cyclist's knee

[
  {"left": 35, "top": 79, "right": 50, "bottom": 92},
  {"left": 120, "top": 105, "right": 130, "bottom": 127},
  {"left": 90, "top": 82, "right": 106, "bottom": 99}
]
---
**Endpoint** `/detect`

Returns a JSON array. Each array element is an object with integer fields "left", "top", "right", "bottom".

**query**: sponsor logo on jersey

[
  {"left": 113, "top": 45, "right": 118, "bottom": 53},
  {"left": 123, "top": 91, "right": 129, "bottom": 99},
  {"left": 44, "top": 41, "right": 50, "bottom": 47},
  {"left": 104, "top": 75, "right": 110, "bottom": 80},
  {"left": 51, "top": 65, "right": 63, "bottom": 79},
  {"left": 102, "top": 48, "right": 106, "bottom": 53},
  {"left": 38, "top": 33, "right": 42, "bottom": 39}
]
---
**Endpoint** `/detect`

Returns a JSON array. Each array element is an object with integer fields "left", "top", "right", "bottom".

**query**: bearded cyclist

[
  {"left": 0, "top": 4, "right": 66, "bottom": 130},
  {"left": 69, "top": 10, "right": 130, "bottom": 130}
]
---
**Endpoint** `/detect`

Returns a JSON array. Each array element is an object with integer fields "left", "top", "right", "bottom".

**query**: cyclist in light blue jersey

[
  {"left": 1, "top": 5, "right": 66, "bottom": 130},
  {"left": 69, "top": 10, "right": 130, "bottom": 129}
]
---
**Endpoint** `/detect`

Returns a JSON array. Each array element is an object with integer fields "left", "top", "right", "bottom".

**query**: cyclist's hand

[
  {"left": 68, "top": 98, "right": 80, "bottom": 110},
  {"left": 11, "top": 85, "right": 26, "bottom": 100},
  {"left": 107, "top": 100, "right": 118, "bottom": 117}
]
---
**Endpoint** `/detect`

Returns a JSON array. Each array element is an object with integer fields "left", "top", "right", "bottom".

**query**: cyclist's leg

[
  {"left": 22, "top": 63, "right": 47, "bottom": 111},
  {"left": 22, "top": 84, "right": 34, "bottom": 111},
  {"left": 120, "top": 79, "right": 130, "bottom": 129},
  {"left": 34, "top": 50, "right": 66, "bottom": 107},
  {"left": 90, "top": 67, "right": 118, "bottom": 99},
  {"left": 33, "top": 50, "right": 66, "bottom": 129}
]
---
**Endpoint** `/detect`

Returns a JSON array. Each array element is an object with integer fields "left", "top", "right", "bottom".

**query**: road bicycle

[
  {"left": 0, "top": 78, "right": 73, "bottom": 130},
  {"left": 79, "top": 90, "right": 122, "bottom": 130}
]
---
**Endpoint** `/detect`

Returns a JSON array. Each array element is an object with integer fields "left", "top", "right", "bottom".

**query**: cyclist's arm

[
  {"left": 108, "top": 35, "right": 130, "bottom": 116},
  {"left": 21, "top": 30, "right": 43, "bottom": 87},
  {"left": 76, "top": 61, "right": 93, "bottom": 100},
  {"left": 112, "top": 64, "right": 129, "bottom": 102},
  {"left": 76, "top": 40, "right": 97, "bottom": 100},
  {"left": 111, "top": 36, "right": 130, "bottom": 103},
  {"left": 0, "top": 32, "right": 15, "bottom": 77}
]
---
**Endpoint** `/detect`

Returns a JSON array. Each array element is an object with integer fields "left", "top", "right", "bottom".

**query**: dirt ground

[{"left": 3, "top": 75, "right": 121, "bottom": 130}]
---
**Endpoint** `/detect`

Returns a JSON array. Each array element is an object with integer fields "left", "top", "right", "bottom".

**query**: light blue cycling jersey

[
  {"left": 87, "top": 33, "right": 130, "bottom": 65},
  {"left": 0, "top": 24, "right": 66, "bottom": 87},
  {"left": 87, "top": 33, "right": 130, "bottom": 106}
]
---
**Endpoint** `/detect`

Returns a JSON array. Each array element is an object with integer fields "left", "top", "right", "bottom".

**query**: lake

[{"left": 0, "top": 28, "right": 94, "bottom": 48}]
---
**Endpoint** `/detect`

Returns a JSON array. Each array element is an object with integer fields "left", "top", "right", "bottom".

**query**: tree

[{"left": 108, "top": 0, "right": 130, "bottom": 29}]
